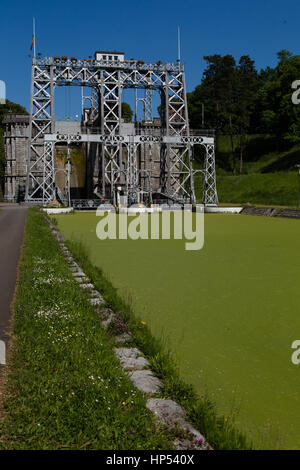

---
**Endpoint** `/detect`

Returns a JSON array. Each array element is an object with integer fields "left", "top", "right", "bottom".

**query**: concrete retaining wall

[{"left": 241, "top": 206, "right": 300, "bottom": 219}]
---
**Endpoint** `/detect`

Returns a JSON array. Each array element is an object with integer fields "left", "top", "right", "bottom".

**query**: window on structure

[
  {"left": 114, "top": 56, "right": 118, "bottom": 61},
  {"left": 109, "top": 56, "right": 112, "bottom": 60},
  {"left": 103, "top": 55, "right": 107, "bottom": 60}
]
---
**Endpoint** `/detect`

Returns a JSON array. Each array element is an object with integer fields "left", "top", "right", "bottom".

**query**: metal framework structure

[
  {"left": 25, "top": 55, "right": 218, "bottom": 206},
  {"left": 135, "top": 88, "right": 153, "bottom": 122}
]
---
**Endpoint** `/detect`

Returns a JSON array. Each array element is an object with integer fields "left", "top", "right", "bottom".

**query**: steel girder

[
  {"left": 26, "top": 57, "right": 218, "bottom": 205},
  {"left": 26, "top": 63, "right": 54, "bottom": 201},
  {"left": 159, "top": 69, "right": 195, "bottom": 202},
  {"left": 203, "top": 144, "right": 218, "bottom": 205},
  {"left": 42, "top": 141, "right": 55, "bottom": 204},
  {"left": 44, "top": 133, "right": 218, "bottom": 205},
  {"left": 135, "top": 89, "right": 153, "bottom": 122},
  {"left": 81, "top": 86, "right": 99, "bottom": 121},
  {"left": 99, "top": 69, "right": 122, "bottom": 200}
]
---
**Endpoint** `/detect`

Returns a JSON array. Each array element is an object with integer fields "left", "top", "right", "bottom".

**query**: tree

[
  {"left": 121, "top": 102, "right": 133, "bottom": 123},
  {"left": 188, "top": 49, "right": 300, "bottom": 173},
  {"left": 235, "top": 56, "right": 259, "bottom": 172},
  {"left": 257, "top": 50, "right": 300, "bottom": 149},
  {"left": 0, "top": 99, "right": 27, "bottom": 123},
  {"left": 188, "top": 55, "right": 238, "bottom": 170}
]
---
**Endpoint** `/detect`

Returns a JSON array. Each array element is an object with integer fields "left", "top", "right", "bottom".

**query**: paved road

[{"left": 0, "top": 204, "right": 28, "bottom": 365}]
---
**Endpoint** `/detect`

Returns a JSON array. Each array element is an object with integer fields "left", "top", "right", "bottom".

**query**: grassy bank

[
  {"left": 0, "top": 209, "right": 175, "bottom": 449},
  {"left": 195, "top": 168, "right": 299, "bottom": 207},
  {"left": 216, "top": 172, "right": 299, "bottom": 206},
  {"left": 0, "top": 208, "right": 250, "bottom": 450},
  {"left": 193, "top": 134, "right": 300, "bottom": 207}
]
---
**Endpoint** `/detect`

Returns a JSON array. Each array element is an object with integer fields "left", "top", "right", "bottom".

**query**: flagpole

[
  {"left": 177, "top": 25, "right": 181, "bottom": 64},
  {"left": 33, "top": 17, "right": 36, "bottom": 59}
]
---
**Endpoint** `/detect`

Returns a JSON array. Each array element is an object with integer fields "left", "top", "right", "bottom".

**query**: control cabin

[{"left": 94, "top": 51, "right": 124, "bottom": 62}]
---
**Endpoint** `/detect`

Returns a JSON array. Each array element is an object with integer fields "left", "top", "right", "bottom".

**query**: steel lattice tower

[{"left": 25, "top": 55, "right": 218, "bottom": 206}]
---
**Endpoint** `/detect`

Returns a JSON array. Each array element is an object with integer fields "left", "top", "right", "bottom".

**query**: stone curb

[
  {"left": 44, "top": 216, "right": 212, "bottom": 451},
  {"left": 114, "top": 347, "right": 150, "bottom": 371},
  {"left": 146, "top": 398, "right": 212, "bottom": 450}
]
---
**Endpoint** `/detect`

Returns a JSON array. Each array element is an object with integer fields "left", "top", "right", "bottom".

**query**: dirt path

[{"left": 0, "top": 204, "right": 28, "bottom": 366}]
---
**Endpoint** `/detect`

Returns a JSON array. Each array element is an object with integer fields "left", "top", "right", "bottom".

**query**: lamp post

[{"left": 66, "top": 143, "right": 71, "bottom": 208}]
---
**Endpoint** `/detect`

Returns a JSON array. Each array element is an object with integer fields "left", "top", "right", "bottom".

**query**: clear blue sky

[{"left": 1, "top": 0, "right": 300, "bottom": 118}]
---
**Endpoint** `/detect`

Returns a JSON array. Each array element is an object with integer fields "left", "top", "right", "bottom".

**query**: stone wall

[{"left": 3, "top": 114, "right": 29, "bottom": 202}]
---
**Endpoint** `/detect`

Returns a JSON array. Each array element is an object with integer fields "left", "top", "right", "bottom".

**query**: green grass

[
  {"left": 215, "top": 172, "right": 299, "bottom": 206},
  {"left": 213, "top": 134, "right": 279, "bottom": 172},
  {"left": 55, "top": 212, "right": 300, "bottom": 449},
  {"left": 0, "top": 208, "right": 180, "bottom": 450},
  {"left": 217, "top": 134, "right": 277, "bottom": 158},
  {"left": 193, "top": 134, "right": 300, "bottom": 207},
  {"left": 193, "top": 169, "right": 299, "bottom": 207}
]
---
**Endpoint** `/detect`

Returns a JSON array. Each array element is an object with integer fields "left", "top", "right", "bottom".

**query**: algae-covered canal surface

[{"left": 56, "top": 213, "right": 300, "bottom": 449}]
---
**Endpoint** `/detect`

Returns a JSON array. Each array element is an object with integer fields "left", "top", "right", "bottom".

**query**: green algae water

[{"left": 56, "top": 212, "right": 300, "bottom": 449}]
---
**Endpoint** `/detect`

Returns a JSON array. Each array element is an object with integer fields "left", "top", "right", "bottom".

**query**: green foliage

[
  {"left": 215, "top": 134, "right": 281, "bottom": 171},
  {"left": 0, "top": 99, "right": 27, "bottom": 123},
  {"left": 257, "top": 52, "right": 300, "bottom": 144},
  {"left": 121, "top": 102, "right": 133, "bottom": 123},
  {"left": 188, "top": 50, "right": 300, "bottom": 173},
  {"left": 187, "top": 54, "right": 258, "bottom": 133},
  {"left": 199, "top": 133, "right": 299, "bottom": 206},
  {"left": 188, "top": 54, "right": 259, "bottom": 173}
]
